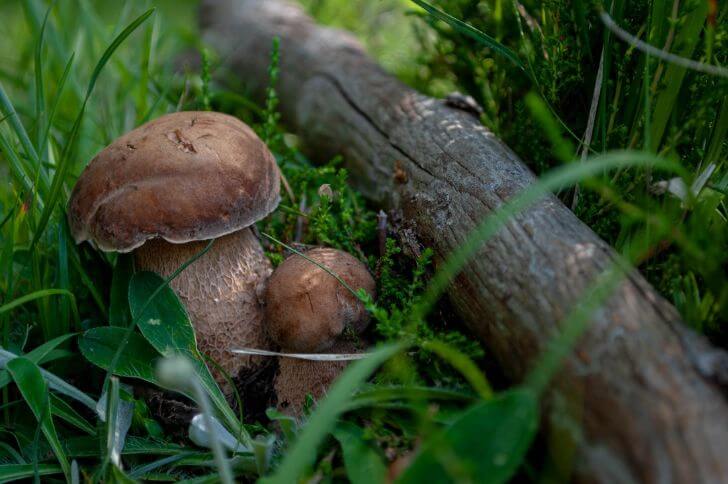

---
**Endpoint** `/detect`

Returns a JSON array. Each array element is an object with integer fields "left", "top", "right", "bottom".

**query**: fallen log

[{"left": 200, "top": 1, "right": 728, "bottom": 482}]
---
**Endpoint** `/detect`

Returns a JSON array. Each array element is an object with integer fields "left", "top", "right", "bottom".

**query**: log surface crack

[{"left": 313, "top": 71, "right": 438, "bottom": 180}]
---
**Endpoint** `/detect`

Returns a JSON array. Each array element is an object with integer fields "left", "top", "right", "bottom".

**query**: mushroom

[
  {"left": 264, "top": 247, "right": 376, "bottom": 414},
  {"left": 67, "top": 111, "right": 281, "bottom": 389}
]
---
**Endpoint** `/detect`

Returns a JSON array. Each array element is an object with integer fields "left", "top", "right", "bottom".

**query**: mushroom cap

[
  {"left": 67, "top": 111, "right": 280, "bottom": 252},
  {"left": 264, "top": 247, "right": 376, "bottom": 352}
]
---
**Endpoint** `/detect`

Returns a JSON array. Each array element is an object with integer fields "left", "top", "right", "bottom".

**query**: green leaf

[
  {"left": 262, "top": 343, "right": 405, "bottom": 484},
  {"left": 78, "top": 326, "right": 168, "bottom": 389},
  {"left": 0, "top": 464, "right": 62, "bottom": 481},
  {"left": 397, "top": 389, "right": 538, "bottom": 484},
  {"left": 333, "top": 422, "right": 387, "bottom": 484},
  {"left": 6, "top": 357, "right": 71, "bottom": 480},
  {"left": 128, "top": 271, "right": 243, "bottom": 435},
  {"left": 129, "top": 271, "right": 197, "bottom": 356}
]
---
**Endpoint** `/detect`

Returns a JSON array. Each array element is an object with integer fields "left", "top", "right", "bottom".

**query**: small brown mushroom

[
  {"left": 265, "top": 248, "right": 376, "bottom": 352},
  {"left": 264, "top": 247, "right": 376, "bottom": 414},
  {"left": 67, "top": 111, "right": 281, "bottom": 389}
]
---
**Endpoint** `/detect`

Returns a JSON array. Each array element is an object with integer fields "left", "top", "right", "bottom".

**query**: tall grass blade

[
  {"left": 0, "top": 288, "right": 77, "bottom": 319},
  {"left": 6, "top": 357, "right": 71, "bottom": 480},
  {"left": 410, "top": 0, "right": 525, "bottom": 72}
]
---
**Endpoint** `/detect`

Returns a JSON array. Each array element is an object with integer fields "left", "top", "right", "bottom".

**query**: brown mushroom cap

[
  {"left": 264, "top": 248, "right": 376, "bottom": 352},
  {"left": 67, "top": 111, "right": 280, "bottom": 252}
]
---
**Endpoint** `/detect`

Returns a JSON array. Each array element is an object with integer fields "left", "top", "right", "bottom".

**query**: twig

[
  {"left": 572, "top": 49, "right": 604, "bottom": 210},
  {"left": 377, "top": 210, "right": 388, "bottom": 257},
  {"left": 601, "top": 10, "right": 728, "bottom": 78},
  {"left": 294, "top": 193, "right": 307, "bottom": 242}
]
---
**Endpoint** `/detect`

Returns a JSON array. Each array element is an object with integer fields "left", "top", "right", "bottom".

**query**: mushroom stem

[
  {"left": 135, "top": 228, "right": 272, "bottom": 390},
  {"left": 274, "top": 341, "right": 358, "bottom": 415}
]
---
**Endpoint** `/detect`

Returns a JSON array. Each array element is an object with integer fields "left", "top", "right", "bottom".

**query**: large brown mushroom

[
  {"left": 264, "top": 247, "right": 376, "bottom": 414},
  {"left": 68, "top": 111, "right": 280, "bottom": 389}
]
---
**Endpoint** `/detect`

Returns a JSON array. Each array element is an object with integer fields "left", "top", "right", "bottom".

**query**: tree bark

[{"left": 200, "top": 1, "right": 728, "bottom": 482}]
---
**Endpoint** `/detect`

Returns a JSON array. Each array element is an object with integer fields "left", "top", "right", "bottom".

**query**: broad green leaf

[
  {"left": 6, "top": 357, "right": 71, "bottom": 480},
  {"left": 397, "top": 389, "right": 538, "bottom": 484},
  {"left": 129, "top": 271, "right": 242, "bottom": 434},
  {"left": 78, "top": 327, "right": 167, "bottom": 390},
  {"left": 262, "top": 343, "right": 404, "bottom": 484},
  {"left": 333, "top": 422, "right": 387, "bottom": 484},
  {"left": 129, "top": 271, "right": 196, "bottom": 355}
]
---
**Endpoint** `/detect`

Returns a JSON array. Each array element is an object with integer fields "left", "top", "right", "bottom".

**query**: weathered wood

[{"left": 200, "top": 1, "right": 728, "bottom": 482}]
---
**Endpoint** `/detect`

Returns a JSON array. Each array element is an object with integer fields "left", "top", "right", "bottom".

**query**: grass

[{"left": 0, "top": 0, "right": 725, "bottom": 482}]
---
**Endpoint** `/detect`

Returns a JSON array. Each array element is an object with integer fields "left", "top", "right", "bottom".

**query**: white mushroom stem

[{"left": 135, "top": 228, "right": 271, "bottom": 391}]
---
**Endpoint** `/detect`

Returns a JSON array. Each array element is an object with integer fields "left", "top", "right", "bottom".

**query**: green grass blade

[
  {"left": 0, "top": 118, "right": 37, "bottom": 198},
  {"left": 33, "top": 1, "right": 56, "bottom": 155},
  {"left": 0, "top": 464, "right": 62, "bottom": 480},
  {"left": 421, "top": 340, "right": 493, "bottom": 400},
  {"left": 50, "top": 394, "right": 96, "bottom": 435},
  {"left": 39, "top": 51, "right": 75, "bottom": 155},
  {"left": 6, "top": 357, "right": 71, "bottom": 480},
  {"left": 0, "top": 83, "right": 41, "bottom": 178},
  {"left": 57, "top": 225, "right": 71, "bottom": 333},
  {"left": 0, "top": 288, "right": 77, "bottom": 317},
  {"left": 410, "top": 0, "right": 525, "bottom": 72}
]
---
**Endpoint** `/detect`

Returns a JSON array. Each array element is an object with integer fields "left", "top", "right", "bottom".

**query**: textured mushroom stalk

[
  {"left": 136, "top": 228, "right": 271, "bottom": 389},
  {"left": 265, "top": 247, "right": 376, "bottom": 415},
  {"left": 274, "top": 341, "right": 358, "bottom": 414}
]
